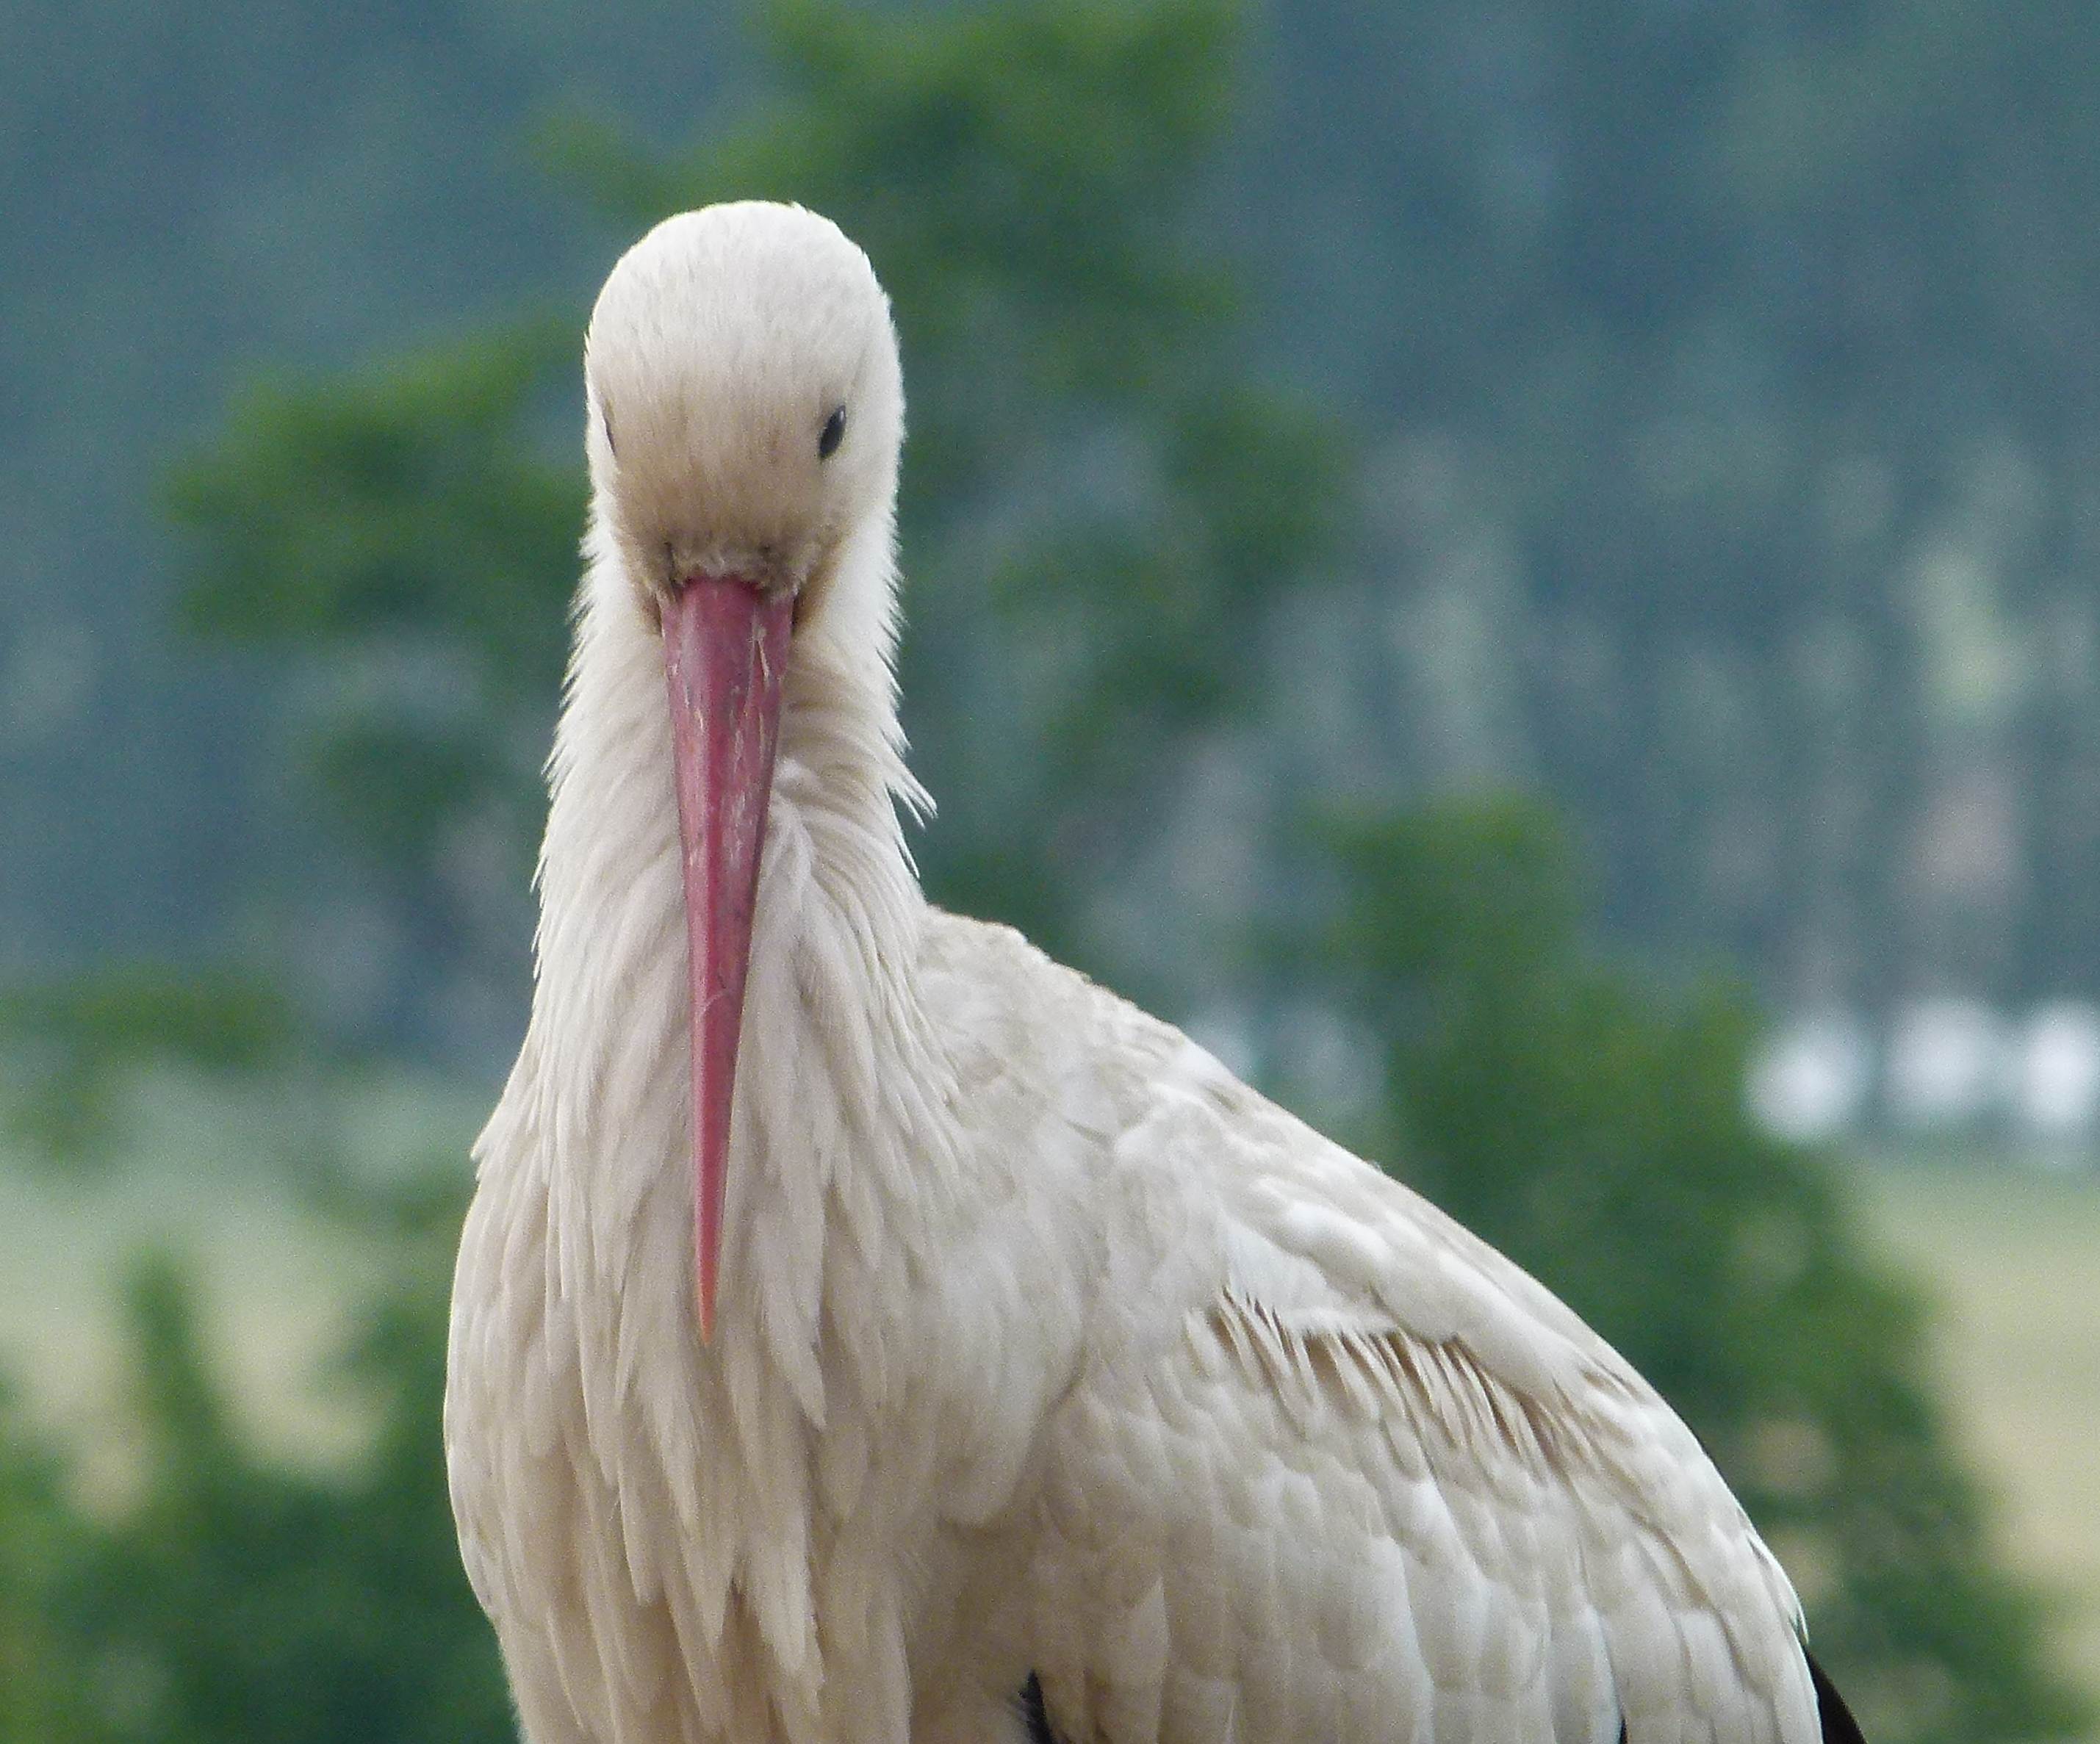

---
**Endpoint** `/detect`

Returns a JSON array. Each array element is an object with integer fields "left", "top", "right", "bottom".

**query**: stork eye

[
  {"left": 819, "top": 406, "right": 846, "bottom": 460},
  {"left": 600, "top": 407, "right": 616, "bottom": 459}
]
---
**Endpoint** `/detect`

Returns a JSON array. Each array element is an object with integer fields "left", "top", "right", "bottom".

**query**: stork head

[
  {"left": 586, "top": 202, "right": 904, "bottom": 627},
  {"left": 582, "top": 203, "right": 904, "bottom": 1341}
]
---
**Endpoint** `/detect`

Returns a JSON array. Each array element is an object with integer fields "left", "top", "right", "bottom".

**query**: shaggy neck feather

[{"left": 516, "top": 513, "right": 952, "bottom": 1409}]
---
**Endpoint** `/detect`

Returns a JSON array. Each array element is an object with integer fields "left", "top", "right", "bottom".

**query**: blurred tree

[
  {"left": 0, "top": 0, "right": 740, "bottom": 976},
  {"left": 1244, "top": 0, "right": 2100, "bottom": 1009},
  {"left": 23, "top": 0, "right": 2100, "bottom": 1017},
  {"left": 0, "top": 1384, "right": 113, "bottom": 1744},
  {"left": 0, "top": 967, "right": 296, "bottom": 1166},
  {"left": 46, "top": 1232, "right": 513, "bottom": 1744},
  {"left": 166, "top": 325, "right": 582, "bottom": 1056},
  {"left": 172, "top": 0, "right": 1342, "bottom": 1040},
  {"left": 1311, "top": 796, "right": 2089, "bottom": 1744}
]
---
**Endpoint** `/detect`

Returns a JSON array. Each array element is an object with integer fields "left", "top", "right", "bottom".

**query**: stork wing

[{"left": 1024, "top": 1041, "right": 1824, "bottom": 1744}]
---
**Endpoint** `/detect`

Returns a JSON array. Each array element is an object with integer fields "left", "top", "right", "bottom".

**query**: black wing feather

[
  {"left": 1016, "top": 1662, "right": 1858, "bottom": 1740},
  {"left": 1018, "top": 1673, "right": 1059, "bottom": 1744},
  {"left": 1808, "top": 1649, "right": 1868, "bottom": 1744}
]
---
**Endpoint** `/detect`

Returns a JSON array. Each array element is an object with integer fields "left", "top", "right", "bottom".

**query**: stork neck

[{"left": 522, "top": 531, "right": 951, "bottom": 1338}]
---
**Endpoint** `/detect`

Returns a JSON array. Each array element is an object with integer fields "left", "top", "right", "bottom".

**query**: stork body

[{"left": 445, "top": 204, "right": 1858, "bottom": 1744}]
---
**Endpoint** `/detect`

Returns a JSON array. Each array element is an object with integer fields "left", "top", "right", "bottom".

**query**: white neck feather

[{"left": 508, "top": 504, "right": 953, "bottom": 1414}]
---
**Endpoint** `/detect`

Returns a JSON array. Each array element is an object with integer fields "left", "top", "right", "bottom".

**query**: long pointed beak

[{"left": 663, "top": 574, "right": 794, "bottom": 1342}]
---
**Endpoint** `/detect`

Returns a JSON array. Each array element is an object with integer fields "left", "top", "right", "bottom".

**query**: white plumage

[{"left": 445, "top": 202, "right": 1850, "bottom": 1744}]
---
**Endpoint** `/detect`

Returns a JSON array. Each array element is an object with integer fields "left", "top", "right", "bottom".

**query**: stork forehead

[{"left": 587, "top": 203, "right": 889, "bottom": 417}]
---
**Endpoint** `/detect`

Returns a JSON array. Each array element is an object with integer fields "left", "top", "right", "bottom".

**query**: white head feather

[{"left": 583, "top": 202, "right": 910, "bottom": 690}]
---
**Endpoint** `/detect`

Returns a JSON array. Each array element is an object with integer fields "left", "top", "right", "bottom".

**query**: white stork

[{"left": 445, "top": 202, "right": 1865, "bottom": 1744}]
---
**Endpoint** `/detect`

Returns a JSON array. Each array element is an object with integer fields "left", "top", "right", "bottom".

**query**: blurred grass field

[
  {"left": 0, "top": 1114, "right": 2094, "bottom": 1720},
  {"left": 0, "top": 1074, "right": 475, "bottom": 1494},
  {"left": 1848, "top": 1159, "right": 2100, "bottom": 1714}
]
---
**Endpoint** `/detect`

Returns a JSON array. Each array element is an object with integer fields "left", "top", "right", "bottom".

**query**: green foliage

[
  {"left": 1315, "top": 797, "right": 2089, "bottom": 1744},
  {"left": 23, "top": 0, "right": 2100, "bottom": 1014},
  {"left": 551, "top": 0, "right": 1239, "bottom": 407},
  {"left": 0, "top": 1386, "right": 112, "bottom": 1744},
  {"left": 44, "top": 1237, "right": 511, "bottom": 1744},
  {"left": 0, "top": 968, "right": 296, "bottom": 1165},
  {"left": 168, "top": 323, "right": 581, "bottom": 881}
]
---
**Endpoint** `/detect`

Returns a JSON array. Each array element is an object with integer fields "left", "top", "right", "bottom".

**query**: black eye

[
  {"left": 819, "top": 406, "right": 846, "bottom": 460},
  {"left": 600, "top": 406, "right": 616, "bottom": 459}
]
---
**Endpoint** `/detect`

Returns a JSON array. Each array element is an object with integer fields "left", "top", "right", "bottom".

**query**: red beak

[{"left": 662, "top": 574, "right": 794, "bottom": 1342}]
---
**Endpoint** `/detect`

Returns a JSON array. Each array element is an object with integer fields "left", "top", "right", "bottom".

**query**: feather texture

[{"left": 445, "top": 202, "right": 1844, "bottom": 1744}]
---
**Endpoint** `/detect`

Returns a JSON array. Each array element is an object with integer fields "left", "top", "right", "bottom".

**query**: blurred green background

[{"left": 2, "top": 1, "right": 2099, "bottom": 1740}]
